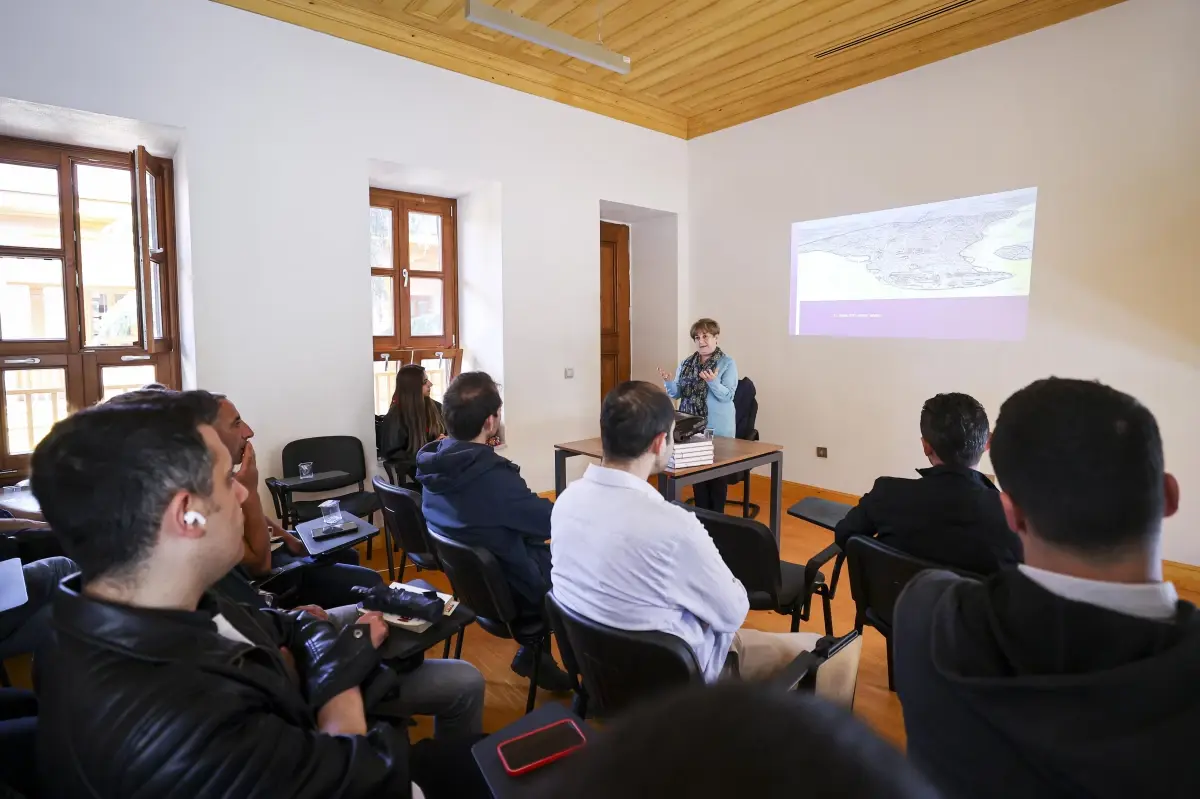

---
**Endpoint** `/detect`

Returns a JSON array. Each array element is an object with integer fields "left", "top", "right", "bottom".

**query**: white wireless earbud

[{"left": 183, "top": 510, "right": 207, "bottom": 528}]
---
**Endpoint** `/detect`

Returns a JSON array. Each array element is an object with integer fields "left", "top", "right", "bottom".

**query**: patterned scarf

[{"left": 678, "top": 347, "right": 724, "bottom": 423}]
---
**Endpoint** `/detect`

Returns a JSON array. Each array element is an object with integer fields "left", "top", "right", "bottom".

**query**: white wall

[
  {"left": 0, "top": 0, "right": 688, "bottom": 492},
  {"left": 629, "top": 215, "right": 680, "bottom": 384},
  {"left": 688, "top": 0, "right": 1200, "bottom": 562}
]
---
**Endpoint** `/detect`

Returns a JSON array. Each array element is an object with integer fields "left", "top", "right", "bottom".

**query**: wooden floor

[{"left": 7, "top": 476, "right": 1199, "bottom": 753}]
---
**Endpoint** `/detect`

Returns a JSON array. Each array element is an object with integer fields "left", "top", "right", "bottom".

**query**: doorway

[{"left": 599, "top": 221, "right": 630, "bottom": 402}]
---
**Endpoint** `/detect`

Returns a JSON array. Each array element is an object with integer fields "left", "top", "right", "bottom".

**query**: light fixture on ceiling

[{"left": 464, "top": 0, "right": 631, "bottom": 75}]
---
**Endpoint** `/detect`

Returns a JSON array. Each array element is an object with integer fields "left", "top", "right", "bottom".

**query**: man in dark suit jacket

[{"left": 834, "top": 392, "right": 1022, "bottom": 576}]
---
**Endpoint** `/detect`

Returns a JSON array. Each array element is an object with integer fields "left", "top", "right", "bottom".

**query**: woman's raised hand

[{"left": 657, "top": 367, "right": 673, "bottom": 382}]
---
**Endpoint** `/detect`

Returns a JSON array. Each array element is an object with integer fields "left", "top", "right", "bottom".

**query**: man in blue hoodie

[{"left": 416, "top": 372, "right": 571, "bottom": 690}]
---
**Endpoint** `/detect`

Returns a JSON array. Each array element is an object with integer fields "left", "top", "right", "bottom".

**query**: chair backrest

[
  {"left": 281, "top": 436, "right": 367, "bottom": 484},
  {"left": 425, "top": 526, "right": 518, "bottom": 626},
  {"left": 683, "top": 504, "right": 781, "bottom": 605},
  {"left": 846, "top": 536, "right": 981, "bottom": 634},
  {"left": 545, "top": 591, "right": 703, "bottom": 718},
  {"left": 372, "top": 476, "right": 439, "bottom": 566},
  {"left": 732, "top": 377, "right": 758, "bottom": 440}
]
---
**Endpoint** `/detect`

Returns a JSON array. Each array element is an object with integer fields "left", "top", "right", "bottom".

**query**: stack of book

[{"left": 668, "top": 435, "right": 715, "bottom": 470}]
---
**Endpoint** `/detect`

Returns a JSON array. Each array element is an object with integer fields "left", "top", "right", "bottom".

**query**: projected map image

[
  {"left": 789, "top": 188, "right": 1037, "bottom": 340},
  {"left": 792, "top": 188, "right": 1036, "bottom": 302}
]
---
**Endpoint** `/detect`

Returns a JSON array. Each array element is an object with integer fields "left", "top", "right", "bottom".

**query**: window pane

[
  {"left": 146, "top": 171, "right": 159, "bottom": 251},
  {"left": 0, "top": 257, "right": 65, "bottom": 340},
  {"left": 0, "top": 163, "right": 60, "bottom": 249},
  {"left": 372, "top": 360, "right": 397, "bottom": 416},
  {"left": 151, "top": 261, "right": 165, "bottom": 339},
  {"left": 409, "top": 277, "right": 443, "bottom": 337},
  {"left": 420, "top": 357, "right": 450, "bottom": 403},
  {"left": 77, "top": 164, "right": 137, "bottom": 347},
  {"left": 370, "top": 207, "right": 392, "bottom": 270},
  {"left": 101, "top": 364, "right": 157, "bottom": 403},
  {"left": 372, "top": 276, "right": 395, "bottom": 337},
  {"left": 408, "top": 212, "right": 442, "bottom": 272},
  {"left": 4, "top": 368, "right": 68, "bottom": 455}
]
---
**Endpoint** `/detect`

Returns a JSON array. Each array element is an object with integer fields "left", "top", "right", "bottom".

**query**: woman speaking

[{"left": 658, "top": 318, "right": 738, "bottom": 512}]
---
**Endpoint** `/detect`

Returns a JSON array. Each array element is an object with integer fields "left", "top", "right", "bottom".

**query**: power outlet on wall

[
  {"left": 816, "top": 447, "right": 828, "bottom": 459},
  {"left": 564, "top": 368, "right": 574, "bottom": 379}
]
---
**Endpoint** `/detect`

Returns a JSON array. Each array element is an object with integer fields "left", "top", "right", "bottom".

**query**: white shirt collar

[
  {"left": 1018, "top": 564, "right": 1178, "bottom": 622},
  {"left": 582, "top": 464, "right": 662, "bottom": 498}
]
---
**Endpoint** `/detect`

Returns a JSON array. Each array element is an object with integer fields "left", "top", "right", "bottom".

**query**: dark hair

[
  {"left": 919, "top": 393, "right": 990, "bottom": 468},
  {"left": 30, "top": 390, "right": 223, "bottom": 583},
  {"left": 536, "top": 683, "right": 936, "bottom": 799},
  {"left": 990, "top": 377, "right": 1165, "bottom": 553},
  {"left": 390, "top": 365, "right": 445, "bottom": 457},
  {"left": 600, "top": 381, "right": 675, "bottom": 461},
  {"left": 689, "top": 317, "right": 720, "bottom": 339},
  {"left": 442, "top": 372, "right": 502, "bottom": 441}
]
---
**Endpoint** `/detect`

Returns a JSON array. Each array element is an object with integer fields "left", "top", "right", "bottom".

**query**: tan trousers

[{"left": 728, "top": 628, "right": 823, "bottom": 681}]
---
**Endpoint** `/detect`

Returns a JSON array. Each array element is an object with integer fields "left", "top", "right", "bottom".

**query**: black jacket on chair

[
  {"left": 833, "top": 464, "right": 1021, "bottom": 576},
  {"left": 36, "top": 575, "right": 411, "bottom": 799}
]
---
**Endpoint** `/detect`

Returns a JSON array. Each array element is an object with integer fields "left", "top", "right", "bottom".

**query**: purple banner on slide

[{"left": 793, "top": 296, "right": 1028, "bottom": 340}]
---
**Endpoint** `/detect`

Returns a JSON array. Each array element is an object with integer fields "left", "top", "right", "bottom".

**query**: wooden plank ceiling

[{"left": 215, "top": 0, "right": 1124, "bottom": 138}]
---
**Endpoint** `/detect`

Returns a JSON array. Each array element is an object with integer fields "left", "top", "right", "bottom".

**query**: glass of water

[
  {"left": 319, "top": 499, "right": 343, "bottom": 527},
  {"left": 299, "top": 462, "right": 315, "bottom": 479}
]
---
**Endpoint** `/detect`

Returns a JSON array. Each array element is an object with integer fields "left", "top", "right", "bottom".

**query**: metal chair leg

[
  {"left": 397, "top": 552, "right": 408, "bottom": 583},
  {"left": 383, "top": 528, "right": 396, "bottom": 582},
  {"left": 0, "top": 662, "right": 10, "bottom": 688},
  {"left": 454, "top": 628, "right": 465, "bottom": 659},
  {"left": 442, "top": 636, "right": 452, "bottom": 659},
  {"left": 525, "top": 638, "right": 542, "bottom": 714},
  {"left": 822, "top": 591, "right": 834, "bottom": 637},
  {"left": 790, "top": 606, "right": 801, "bottom": 633},
  {"left": 886, "top": 634, "right": 895, "bottom": 692},
  {"left": 742, "top": 472, "right": 751, "bottom": 518}
]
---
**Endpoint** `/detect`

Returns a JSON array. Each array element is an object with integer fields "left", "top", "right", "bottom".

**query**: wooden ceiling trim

[
  {"left": 647, "top": 0, "right": 919, "bottom": 104},
  {"left": 217, "top": 0, "right": 689, "bottom": 136},
  {"left": 687, "top": 0, "right": 1122, "bottom": 136},
  {"left": 676, "top": 0, "right": 1026, "bottom": 112}
]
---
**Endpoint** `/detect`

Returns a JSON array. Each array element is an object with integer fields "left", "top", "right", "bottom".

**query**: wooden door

[{"left": 599, "top": 222, "right": 630, "bottom": 401}]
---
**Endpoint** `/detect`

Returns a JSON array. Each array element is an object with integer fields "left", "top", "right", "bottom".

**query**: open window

[
  {"left": 370, "top": 188, "right": 461, "bottom": 413},
  {"left": 0, "top": 136, "right": 181, "bottom": 473}
]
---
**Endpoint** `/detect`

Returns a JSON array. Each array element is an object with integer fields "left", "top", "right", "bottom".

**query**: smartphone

[
  {"left": 311, "top": 521, "right": 359, "bottom": 541},
  {"left": 497, "top": 718, "right": 586, "bottom": 776}
]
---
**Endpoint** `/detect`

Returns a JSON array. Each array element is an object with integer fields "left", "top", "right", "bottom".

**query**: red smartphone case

[{"left": 497, "top": 718, "right": 586, "bottom": 776}]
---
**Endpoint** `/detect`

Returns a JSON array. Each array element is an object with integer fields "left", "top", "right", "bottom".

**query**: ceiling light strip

[{"left": 464, "top": 0, "right": 631, "bottom": 75}]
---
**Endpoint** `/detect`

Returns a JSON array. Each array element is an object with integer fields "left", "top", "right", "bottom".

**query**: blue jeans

[
  {"left": 0, "top": 556, "right": 78, "bottom": 660},
  {"left": 326, "top": 605, "right": 485, "bottom": 741}
]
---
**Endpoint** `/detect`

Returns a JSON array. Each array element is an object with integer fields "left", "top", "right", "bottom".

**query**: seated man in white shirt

[{"left": 551, "top": 380, "right": 820, "bottom": 682}]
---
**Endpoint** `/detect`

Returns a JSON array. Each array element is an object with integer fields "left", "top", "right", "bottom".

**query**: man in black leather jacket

[{"left": 30, "top": 390, "right": 416, "bottom": 798}]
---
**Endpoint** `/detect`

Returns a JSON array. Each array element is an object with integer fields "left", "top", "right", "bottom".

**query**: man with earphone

[{"left": 30, "top": 390, "right": 482, "bottom": 798}]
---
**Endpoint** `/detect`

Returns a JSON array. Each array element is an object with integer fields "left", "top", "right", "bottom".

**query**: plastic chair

[
  {"left": 846, "top": 535, "right": 981, "bottom": 690},
  {"left": 425, "top": 527, "right": 551, "bottom": 714},
  {"left": 685, "top": 504, "right": 841, "bottom": 636},
  {"left": 545, "top": 591, "right": 704, "bottom": 719},
  {"left": 372, "top": 475, "right": 441, "bottom": 583}
]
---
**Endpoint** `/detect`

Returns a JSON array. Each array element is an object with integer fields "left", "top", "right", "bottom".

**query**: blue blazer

[{"left": 664, "top": 353, "right": 738, "bottom": 438}]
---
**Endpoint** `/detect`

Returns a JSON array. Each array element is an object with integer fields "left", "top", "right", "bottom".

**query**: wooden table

[
  {"left": 0, "top": 490, "right": 42, "bottom": 522},
  {"left": 554, "top": 436, "right": 786, "bottom": 542}
]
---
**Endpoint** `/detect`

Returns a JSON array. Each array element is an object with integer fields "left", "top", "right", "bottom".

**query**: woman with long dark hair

[{"left": 380, "top": 364, "right": 445, "bottom": 485}]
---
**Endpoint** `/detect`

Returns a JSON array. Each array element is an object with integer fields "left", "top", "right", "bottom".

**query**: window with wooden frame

[
  {"left": 370, "top": 188, "right": 460, "bottom": 413},
  {"left": 0, "top": 136, "right": 180, "bottom": 473}
]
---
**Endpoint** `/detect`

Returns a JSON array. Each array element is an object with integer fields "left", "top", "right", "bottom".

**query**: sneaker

[{"left": 511, "top": 645, "right": 575, "bottom": 692}]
